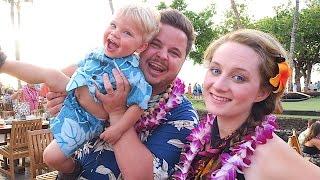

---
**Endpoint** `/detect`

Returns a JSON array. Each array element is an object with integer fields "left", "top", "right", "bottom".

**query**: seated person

[
  {"left": 3, "top": 88, "right": 14, "bottom": 110},
  {"left": 11, "top": 89, "right": 31, "bottom": 119},
  {"left": 302, "top": 121, "right": 320, "bottom": 155},
  {"left": 299, "top": 119, "right": 317, "bottom": 144}
]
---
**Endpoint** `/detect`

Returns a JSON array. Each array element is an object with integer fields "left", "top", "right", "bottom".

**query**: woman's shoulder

[
  {"left": 244, "top": 134, "right": 317, "bottom": 179},
  {"left": 310, "top": 138, "right": 320, "bottom": 148}
]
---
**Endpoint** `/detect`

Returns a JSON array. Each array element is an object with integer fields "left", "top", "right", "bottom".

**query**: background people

[
  {"left": 299, "top": 119, "right": 318, "bottom": 144},
  {"left": 0, "top": 81, "right": 3, "bottom": 96},
  {"left": 10, "top": 88, "right": 31, "bottom": 119},
  {"left": 187, "top": 83, "right": 192, "bottom": 95},
  {"left": 302, "top": 121, "right": 320, "bottom": 166},
  {"left": 302, "top": 122, "right": 320, "bottom": 154},
  {"left": 21, "top": 83, "right": 39, "bottom": 112},
  {"left": 192, "top": 82, "right": 202, "bottom": 100}
]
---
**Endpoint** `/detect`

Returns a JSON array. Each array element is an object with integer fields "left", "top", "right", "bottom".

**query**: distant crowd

[
  {"left": 186, "top": 82, "right": 203, "bottom": 99},
  {"left": 0, "top": 82, "right": 48, "bottom": 119},
  {"left": 293, "top": 81, "right": 320, "bottom": 92}
]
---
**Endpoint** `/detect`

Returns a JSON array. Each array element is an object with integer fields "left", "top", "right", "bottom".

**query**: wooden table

[{"left": 0, "top": 120, "right": 49, "bottom": 169}]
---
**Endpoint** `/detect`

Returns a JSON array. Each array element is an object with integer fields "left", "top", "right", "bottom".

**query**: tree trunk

[
  {"left": 295, "top": 77, "right": 302, "bottom": 92},
  {"left": 288, "top": 0, "right": 299, "bottom": 92},
  {"left": 294, "top": 66, "right": 302, "bottom": 92},
  {"left": 306, "top": 62, "right": 312, "bottom": 88},
  {"left": 10, "top": 0, "right": 22, "bottom": 88},
  {"left": 302, "top": 70, "right": 307, "bottom": 91},
  {"left": 302, "top": 62, "right": 312, "bottom": 91},
  {"left": 108, "top": 0, "right": 114, "bottom": 15},
  {"left": 230, "top": 0, "right": 242, "bottom": 30}
]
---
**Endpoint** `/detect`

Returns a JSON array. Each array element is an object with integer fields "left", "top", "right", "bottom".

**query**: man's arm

[
  {"left": 61, "top": 64, "right": 78, "bottom": 77},
  {"left": 113, "top": 127, "right": 154, "bottom": 180},
  {"left": 111, "top": 100, "right": 197, "bottom": 179}
]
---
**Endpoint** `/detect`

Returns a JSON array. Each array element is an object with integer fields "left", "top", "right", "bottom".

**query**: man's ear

[
  {"left": 136, "top": 43, "right": 148, "bottom": 53},
  {"left": 254, "top": 88, "right": 271, "bottom": 102}
]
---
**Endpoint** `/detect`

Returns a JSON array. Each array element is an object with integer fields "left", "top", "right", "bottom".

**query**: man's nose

[{"left": 157, "top": 48, "right": 168, "bottom": 61}]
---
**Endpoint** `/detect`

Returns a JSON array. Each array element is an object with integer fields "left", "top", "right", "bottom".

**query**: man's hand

[
  {"left": 46, "top": 91, "right": 67, "bottom": 116},
  {"left": 96, "top": 69, "right": 130, "bottom": 120}
]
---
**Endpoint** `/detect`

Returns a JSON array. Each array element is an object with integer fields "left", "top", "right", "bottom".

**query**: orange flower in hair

[{"left": 269, "top": 56, "right": 292, "bottom": 93}]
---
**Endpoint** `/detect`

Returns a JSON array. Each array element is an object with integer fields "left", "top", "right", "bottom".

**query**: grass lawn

[
  {"left": 190, "top": 99, "right": 206, "bottom": 111},
  {"left": 276, "top": 114, "right": 318, "bottom": 120},
  {"left": 281, "top": 96, "right": 320, "bottom": 111},
  {"left": 190, "top": 96, "right": 320, "bottom": 112}
]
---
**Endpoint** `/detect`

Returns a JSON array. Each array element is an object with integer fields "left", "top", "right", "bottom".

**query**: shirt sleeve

[
  {"left": 126, "top": 75, "right": 152, "bottom": 110},
  {"left": 77, "top": 49, "right": 98, "bottom": 67},
  {"left": 143, "top": 97, "right": 199, "bottom": 178}
]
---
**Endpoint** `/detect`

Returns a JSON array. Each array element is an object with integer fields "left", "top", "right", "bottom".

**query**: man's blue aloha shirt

[{"left": 76, "top": 96, "right": 199, "bottom": 179}]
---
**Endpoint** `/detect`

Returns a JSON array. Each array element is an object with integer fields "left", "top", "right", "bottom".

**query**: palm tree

[
  {"left": 288, "top": 0, "right": 300, "bottom": 91},
  {"left": 108, "top": 0, "right": 114, "bottom": 15},
  {"left": 3, "top": 0, "right": 32, "bottom": 88},
  {"left": 230, "top": 0, "right": 242, "bottom": 30}
]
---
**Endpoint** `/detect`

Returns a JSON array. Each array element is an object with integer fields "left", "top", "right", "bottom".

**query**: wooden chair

[
  {"left": 0, "top": 119, "right": 42, "bottom": 179},
  {"left": 27, "top": 129, "right": 58, "bottom": 180},
  {"left": 1, "top": 111, "right": 14, "bottom": 119},
  {"left": 288, "top": 129, "right": 302, "bottom": 155}
]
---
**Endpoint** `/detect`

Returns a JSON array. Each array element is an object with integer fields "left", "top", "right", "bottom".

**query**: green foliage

[
  {"left": 157, "top": 0, "right": 218, "bottom": 64},
  {"left": 156, "top": 1, "right": 167, "bottom": 10},
  {"left": 187, "top": 5, "right": 219, "bottom": 64},
  {"left": 298, "top": 5, "right": 320, "bottom": 63},
  {"left": 169, "top": 0, "right": 187, "bottom": 11},
  {"left": 306, "top": 0, "right": 320, "bottom": 7},
  {"left": 261, "top": 2, "right": 319, "bottom": 62},
  {"left": 157, "top": 0, "right": 319, "bottom": 69},
  {"left": 254, "top": 11, "right": 292, "bottom": 50},
  {"left": 254, "top": 1, "right": 320, "bottom": 86},
  {"left": 220, "top": 2, "right": 253, "bottom": 33}
]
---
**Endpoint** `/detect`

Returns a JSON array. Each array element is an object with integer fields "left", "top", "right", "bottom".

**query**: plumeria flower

[{"left": 269, "top": 61, "right": 292, "bottom": 93}]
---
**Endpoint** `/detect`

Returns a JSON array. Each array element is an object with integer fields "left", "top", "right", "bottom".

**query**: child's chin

[{"left": 104, "top": 50, "right": 113, "bottom": 57}]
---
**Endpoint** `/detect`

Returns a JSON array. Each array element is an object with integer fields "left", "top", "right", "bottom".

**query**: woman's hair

[
  {"left": 160, "top": 9, "right": 195, "bottom": 57},
  {"left": 117, "top": 4, "right": 160, "bottom": 42},
  {"left": 204, "top": 29, "right": 289, "bottom": 144},
  {"left": 304, "top": 121, "right": 320, "bottom": 143}
]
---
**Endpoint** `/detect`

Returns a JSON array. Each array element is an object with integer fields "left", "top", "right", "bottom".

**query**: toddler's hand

[{"left": 99, "top": 126, "right": 123, "bottom": 145}]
